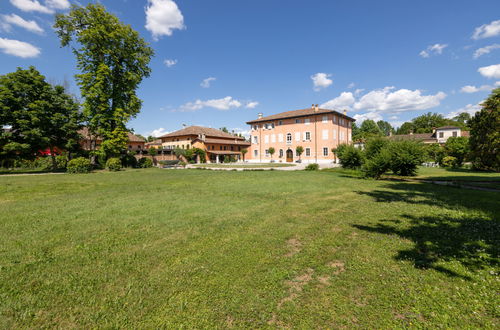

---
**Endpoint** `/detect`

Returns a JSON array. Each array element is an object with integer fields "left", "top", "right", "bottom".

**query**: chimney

[
  {"left": 257, "top": 113, "right": 263, "bottom": 119},
  {"left": 314, "top": 104, "right": 319, "bottom": 112},
  {"left": 343, "top": 109, "right": 347, "bottom": 116},
  {"left": 182, "top": 123, "right": 187, "bottom": 128},
  {"left": 432, "top": 127, "right": 436, "bottom": 134}
]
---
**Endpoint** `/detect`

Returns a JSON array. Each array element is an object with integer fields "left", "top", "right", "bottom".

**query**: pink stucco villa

[{"left": 246, "top": 105, "right": 355, "bottom": 163}]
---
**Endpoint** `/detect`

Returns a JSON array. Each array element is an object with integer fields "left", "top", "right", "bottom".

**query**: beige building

[
  {"left": 158, "top": 126, "right": 251, "bottom": 163},
  {"left": 390, "top": 126, "right": 469, "bottom": 144},
  {"left": 246, "top": 105, "right": 355, "bottom": 163}
]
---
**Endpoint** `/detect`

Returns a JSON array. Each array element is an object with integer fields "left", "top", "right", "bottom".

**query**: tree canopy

[
  {"left": 0, "top": 67, "right": 82, "bottom": 167},
  {"left": 54, "top": 3, "right": 153, "bottom": 157},
  {"left": 395, "top": 112, "right": 466, "bottom": 134},
  {"left": 469, "top": 88, "right": 500, "bottom": 171}
]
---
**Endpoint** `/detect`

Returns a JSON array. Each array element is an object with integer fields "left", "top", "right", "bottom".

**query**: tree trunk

[{"left": 50, "top": 148, "right": 57, "bottom": 170}]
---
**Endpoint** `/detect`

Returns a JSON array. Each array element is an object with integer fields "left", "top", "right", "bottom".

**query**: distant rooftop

[
  {"left": 159, "top": 125, "right": 245, "bottom": 140},
  {"left": 246, "top": 107, "right": 355, "bottom": 124}
]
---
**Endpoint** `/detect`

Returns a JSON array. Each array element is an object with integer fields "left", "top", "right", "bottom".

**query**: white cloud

[
  {"left": 460, "top": 82, "right": 500, "bottom": 93},
  {"left": 347, "top": 82, "right": 355, "bottom": 88},
  {"left": 354, "top": 88, "right": 365, "bottom": 96},
  {"left": 9, "top": 0, "right": 54, "bottom": 14},
  {"left": 200, "top": 77, "right": 216, "bottom": 88},
  {"left": 148, "top": 127, "right": 169, "bottom": 137},
  {"left": 321, "top": 92, "right": 355, "bottom": 110},
  {"left": 145, "top": 0, "right": 185, "bottom": 40},
  {"left": 0, "top": 37, "right": 40, "bottom": 58},
  {"left": 473, "top": 44, "right": 500, "bottom": 59},
  {"left": 445, "top": 104, "right": 482, "bottom": 119},
  {"left": 163, "top": 59, "right": 177, "bottom": 67},
  {"left": 353, "top": 87, "right": 446, "bottom": 113},
  {"left": 478, "top": 64, "right": 500, "bottom": 79},
  {"left": 419, "top": 43, "right": 448, "bottom": 58},
  {"left": 472, "top": 20, "right": 500, "bottom": 40},
  {"left": 1, "top": 14, "right": 44, "bottom": 34},
  {"left": 45, "top": 0, "right": 70, "bottom": 10},
  {"left": 245, "top": 101, "right": 259, "bottom": 109},
  {"left": 353, "top": 112, "right": 383, "bottom": 123},
  {"left": 178, "top": 96, "right": 245, "bottom": 112},
  {"left": 311, "top": 72, "right": 333, "bottom": 91}
]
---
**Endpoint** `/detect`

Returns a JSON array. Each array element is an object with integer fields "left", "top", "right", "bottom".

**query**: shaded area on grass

[
  {"left": 354, "top": 182, "right": 499, "bottom": 279},
  {"left": 192, "top": 163, "right": 296, "bottom": 168}
]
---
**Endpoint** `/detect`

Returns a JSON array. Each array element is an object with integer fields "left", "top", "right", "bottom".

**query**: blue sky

[{"left": 1, "top": 0, "right": 500, "bottom": 137}]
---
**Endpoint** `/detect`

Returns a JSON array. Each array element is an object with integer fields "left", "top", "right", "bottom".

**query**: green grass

[
  {"left": 0, "top": 169, "right": 498, "bottom": 328},
  {"left": 192, "top": 163, "right": 296, "bottom": 168},
  {"left": 414, "top": 167, "right": 500, "bottom": 182}
]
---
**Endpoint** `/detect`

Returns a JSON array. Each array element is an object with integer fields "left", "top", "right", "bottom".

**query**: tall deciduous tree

[
  {"left": 376, "top": 120, "right": 394, "bottom": 136},
  {"left": 469, "top": 88, "right": 500, "bottom": 171},
  {"left": 0, "top": 67, "right": 82, "bottom": 168},
  {"left": 54, "top": 4, "right": 153, "bottom": 157}
]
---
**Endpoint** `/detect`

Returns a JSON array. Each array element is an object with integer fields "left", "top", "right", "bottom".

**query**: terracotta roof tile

[
  {"left": 159, "top": 126, "right": 246, "bottom": 140},
  {"left": 78, "top": 127, "right": 145, "bottom": 143},
  {"left": 246, "top": 107, "right": 355, "bottom": 124}
]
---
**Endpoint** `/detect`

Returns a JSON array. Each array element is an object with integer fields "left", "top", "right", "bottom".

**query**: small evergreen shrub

[
  {"left": 388, "top": 140, "right": 423, "bottom": 176},
  {"left": 441, "top": 156, "right": 457, "bottom": 168},
  {"left": 67, "top": 157, "right": 92, "bottom": 174},
  {"left": 121, "top": 153, "right": 138, "bottom": 168},
  {"left": 338, "top": 145, "right": 364, "bottom": 169},
  {"left": 364, "top": 137, "right": 389, "bottom": 159},
  {"left": 55, "top": 155, "right": 68, "bottom": 169},
  {"left": 138, "top": 157, "right": 153, "bottom": 168},
  {"left": 106, "top": 157, "right": 122, "bottom": 171},
  {"left": 305, "top": 163, "right": 319, "bottom": 171},
  {"left": 362, "top": 149, "right": 391, "bottom": 179}
]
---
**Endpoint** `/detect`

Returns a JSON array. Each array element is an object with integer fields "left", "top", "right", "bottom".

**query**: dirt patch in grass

[
  {"left": 278, "top": 268, "right": 314, "bottom": 308},
  {"left": 328, "top": 261, "right": 345, "bottom": 275},
  {"left": 284, "top": 238, "right": 302, "bottom": 257}
]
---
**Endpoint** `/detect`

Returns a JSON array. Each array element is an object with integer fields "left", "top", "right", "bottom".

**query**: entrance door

[{"left": 286, "top": 149, "right": 293, "bottom": 162}]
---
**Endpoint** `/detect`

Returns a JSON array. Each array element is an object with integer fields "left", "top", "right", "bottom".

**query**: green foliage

[
  {"left": 67, "top": 157, "right": 92, "bottom": 174},
  {"left": 106, "top": 157, "right": 122, "bottom": 171},
  {"left": 423, "top": 143, "right": 443, "bottom": 162},
  {"left": 376, "top": 120, "right": 394, "bottom": 136},
  {"left": 268, "top": 147, "right": 275, "bottom": 159},
  {"left": 338, "top": 145, "right": 364, "bottom": 169},
  {"left": 138, "top": 157, "right": 153, "bottom": 168},
  {"left": 0, "top": 67, "right": 82, "bottom": 166},
  {"left": 56, "top": 155, "right": 68, "bottom": 169},
  {"left": 179, "top": 161, "right": 187, "bottom": 168},
  {"left": 469, "top": 88, "right": 500, "bottom": 171},
  {"left": 54, "top": 3, "right": 153, "bottom": 156},
  {"left": 305, "top": 163, "right": 319, "bottom": 171},
  {"left": 192, "top": 148, "right": 206, "bottom": 163},
  {"left": 396, "top": 112, "right": 466, "bottom": 134},
  {"left": 364, "top": 137, "right": 389, "bottom": 159},
  {"left": 120, "top": 152, "right": 138, "bottom": 168},
  {"left": 241, "top": 148, "right": 248, "bottom": 161},
  {"left": 174, "top": 148, "right": 186, "bottom": 158},
  {"left": 295, "top": 146, "right": 304, "bottom": 159},
  {"left": 148, "top": 147, "right": 158, "bottom": 156},
  {"left": 159, "top": 160, "right": 180, "bottom": 166},
  {"left": 362, "top": 148, "right": 392, "bottom": 179},
  {"left": 388, "top": 140, "right": 424, "bottom": 176},
  {"left": 441, "top": 156, "right": 457, "bottom": 168},
  {"left": 443, "top": 137, "right": 469, "bottom": 167}
]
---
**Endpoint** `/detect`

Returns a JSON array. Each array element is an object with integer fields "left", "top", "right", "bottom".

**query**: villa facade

[
  {"left": 158, "top": 126, "right": 251, "bottom": 163},
  {"left": 389, "top": 126, "right": 469, "bottom": 144},
  {"left": 246, "top": 105, "right": 355, "bottom": 163}
]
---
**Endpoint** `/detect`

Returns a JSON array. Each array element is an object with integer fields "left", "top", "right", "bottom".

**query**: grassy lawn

[
  {"left": 192, "top": 163, "right": 296, "bottom": 168},
  {"left": 414, "top": 167, "right": 500, "bottom": 182},
  {"left": 0, "top": 169, "right": 498, "bottom": 328}
]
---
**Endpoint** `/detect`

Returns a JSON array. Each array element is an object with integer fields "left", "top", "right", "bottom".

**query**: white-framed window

[
  {"left": 271, "top": 134, "right": 276, "bottom": 143},
  {"left": 286, "top": 133, "right": 292, "bottom": 144},
  {"left": 305, "top": 148, "right": 311, "bottom": 156},
  {"left": 295, "top": 119, "right": 301, "bottom": 124},
  {"left": 305, "top": 132, "right": 311, "bottom": 141},
  {"left": 333, "top": 129, "right": 337, "bottom": 140},
  {"left": 295, "top": 132, "right": 301, "bottom": 141},
  {"left": 322, "top": 129, "right": 328, "bottom": 140},
  {"left": 452, "top": 131, "right": 458, "bottom": 137},
  {"left": 254, "top": 150, "right": 258, "bottom": 156},
  {"left": 439, "top": 132, "right": 444, "bottom": 138},
  {"left": 279, "top": 149, "right": 283, "bottom": 157},
  {"left": 304, "top": 118, "right": 310, "bottom": 125},
  {"left": 253, "top": 136, "right": 258, "bottom": 144},
  {"left": 323, "top": 147, "right": 328, "bottom": 156},
  {"left": 265, "top": 149, "right": 270, "bottom": 157},
  {"left": 264, "top": 135, "right": 269, "bottom": 143},
  {"left": 322, "top": 115, "right": 328, "bottom": 123},
  {"left": 278, "top": 133, "right": 284, "bottom": 142},
  {"left": 340, "top": 131, "right": 345, "bottom": 141}
]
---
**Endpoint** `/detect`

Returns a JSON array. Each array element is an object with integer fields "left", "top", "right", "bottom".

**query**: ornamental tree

[{"left": 54, "top": 3, "right": 153, "bottom": 157}]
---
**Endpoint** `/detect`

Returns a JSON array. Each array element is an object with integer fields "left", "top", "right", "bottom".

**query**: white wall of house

[{"left": 436, "top": 128, "right": 461, "bottom": 144}]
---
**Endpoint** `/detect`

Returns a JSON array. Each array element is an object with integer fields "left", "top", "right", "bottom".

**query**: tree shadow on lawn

[{"left": 353, "top": 182, "right": 499, "bottom": 279}]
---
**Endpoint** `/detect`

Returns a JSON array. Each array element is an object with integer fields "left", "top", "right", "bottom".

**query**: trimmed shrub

[
  {"left": 138, "top": 157, "right": 153, "bottom": 168},
  {"left": 362, "top": 148, "right": 391, "bottom": 179},
  {"left": 121, "top": 153, "right": 138, "bottom": 168},
  {"left": 305, "top": 163, "right": 319, "bottom": 171},
  {"left": 67, "top": 157, "right": 92, "bottom": 174},
  {"left": 338, "top": 145, "right": 364, "bottom": 169},
  {"left": 388, "top": 140, "right": 423, "bottom": 176},
  {"left": 55, "top": 155, "right": 68, "bottom": 169},
  {"left": 364, "top": 137, "right": 389, "bottom": 159},
  {"left": 441, "top": 156, "right": 457, "bottom": 168},
  {"left": 160, "top": 160, "right": 180, "bottom": 166},
  {"left": 106, "top": 157, "right": 122, "bottom": 171}
]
